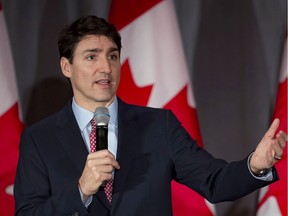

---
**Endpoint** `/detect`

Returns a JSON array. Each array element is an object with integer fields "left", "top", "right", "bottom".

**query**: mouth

[
  {"left": 94, "top": 79, "right": 114, "bottom": 89},
  {"left": 95, "top": 79, "right": 111, "bottom": 85}
]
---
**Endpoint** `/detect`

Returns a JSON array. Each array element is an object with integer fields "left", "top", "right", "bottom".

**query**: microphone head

[{"left": 94, "top": 107, "right": 110, "bottom": 125}]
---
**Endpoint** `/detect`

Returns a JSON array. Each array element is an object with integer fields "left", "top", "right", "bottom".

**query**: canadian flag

[
  {"left": 0, "top": 3, "right": 23, "bottom": 216},
  {"left": 109, "top": 0, "right": 216, "bottom": 215},
  {"left": 256, "top": 39, "right": 287, "bottom": 216}
]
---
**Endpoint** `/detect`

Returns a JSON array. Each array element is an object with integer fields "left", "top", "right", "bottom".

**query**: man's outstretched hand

[{"left": 250, "top": 118, "right": 287, "bottom": 174}]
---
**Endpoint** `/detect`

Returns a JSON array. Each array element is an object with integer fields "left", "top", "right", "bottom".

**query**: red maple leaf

[{"left": 117, "top": 60, "right": 153, "bottom": 106}]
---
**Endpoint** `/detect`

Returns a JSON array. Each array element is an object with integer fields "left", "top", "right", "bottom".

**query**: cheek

[
  {"left": 69, "top": 69, "right": 89, "bottom": 87},
  {"left": 71, "top": 65, "right": 90, "bottom": 79},
  {"left": 111, "top": 64, "right": 121, "bottom": 81},
  {"left": 115, "top": 70, "right": 121, "bottom": 85}
]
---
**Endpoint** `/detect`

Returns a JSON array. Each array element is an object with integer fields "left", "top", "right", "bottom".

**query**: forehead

[{"left": 75, "top": 35, "right": 118, "bottom": 53}]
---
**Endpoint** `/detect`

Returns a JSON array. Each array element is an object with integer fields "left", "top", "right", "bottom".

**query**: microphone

[
  {"left": 93, "top": 107, "right": 110, "bottom": 188},
  {"left": 94, "top": 107, "right": 110, "bottom": 151}
]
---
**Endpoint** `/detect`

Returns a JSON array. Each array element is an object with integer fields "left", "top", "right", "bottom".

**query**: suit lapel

[
  {"left": 55, "top": 102, "right": 88, "bottom": 175},
  {"left": 111, "top": 99, "right": 143, "bottom": 213}
]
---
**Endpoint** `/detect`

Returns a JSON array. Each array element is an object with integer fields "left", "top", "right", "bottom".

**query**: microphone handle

[
  {"left": 96, "top": 125, "right": 108, "bottom": 189},
  {"left": 96, "top": 125, "right": 108, "bottom": 151}
]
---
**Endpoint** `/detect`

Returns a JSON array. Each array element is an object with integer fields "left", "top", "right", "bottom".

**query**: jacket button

[{"left": 72, "top": 212, "right": 79, "bottom": 216}]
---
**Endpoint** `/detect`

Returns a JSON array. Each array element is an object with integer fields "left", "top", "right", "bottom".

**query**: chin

[{"left": 95, "top": 95, "right": 115, "bottom": 104}]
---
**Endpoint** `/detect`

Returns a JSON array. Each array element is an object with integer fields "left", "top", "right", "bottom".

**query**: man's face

[{"left": 61, "top": 35, "right": 121, "bottom": 111}]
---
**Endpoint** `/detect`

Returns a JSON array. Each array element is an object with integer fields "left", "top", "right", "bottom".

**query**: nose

[{"left": 99, "top": 57, "right": 112, "bottom": 74}]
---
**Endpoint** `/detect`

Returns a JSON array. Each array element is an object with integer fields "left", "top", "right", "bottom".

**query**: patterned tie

[{"left": 90, "top": 119, "right": 113, "bottom": 204}]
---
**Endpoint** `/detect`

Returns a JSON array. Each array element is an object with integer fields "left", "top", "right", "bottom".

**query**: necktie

[{"left": 90, "top": 119, "right": 113, "bottom": 204}]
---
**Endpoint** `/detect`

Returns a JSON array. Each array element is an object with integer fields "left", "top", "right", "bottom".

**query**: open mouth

[{"left": 96, "top": 79, "right": 110, "bottom": 84}]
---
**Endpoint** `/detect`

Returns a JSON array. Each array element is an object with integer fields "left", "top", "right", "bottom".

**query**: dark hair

[{"left": 58, "top": 15, "right": 122, "bottom": 63}]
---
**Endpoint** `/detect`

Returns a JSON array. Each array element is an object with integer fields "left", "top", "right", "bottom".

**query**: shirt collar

[{"left": 72, "top": 97, "right": 118, "bottom": 132}]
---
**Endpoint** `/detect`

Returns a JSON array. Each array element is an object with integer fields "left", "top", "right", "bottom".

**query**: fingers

[
  {"left": 271, "top": 139, "right": 283, "bottom": 160},
  {"left": 250, "top": 120, "right": 286, "bottom": 172},
  {"left": 265, "top": 119, "right": 286, "bottom": 161},
  {"left": 265, "top": 118, "right": 280, "bottom": 139},
  {"left": 79, "top": 150, "right": 120, "bottom": 196},
  {"left": 88, "top": 149, "right": 115, "bottom": 160},
  {"left": 273, "top": 130, "right": 287, "bottom": 160},
  {"left": 88, "top": 150, "right": 120, "bottom": 169},
  {"left": 276, "top": 130, "right": 287, "bottom": 149}
]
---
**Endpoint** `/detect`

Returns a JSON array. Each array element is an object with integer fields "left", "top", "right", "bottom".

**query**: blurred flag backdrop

[{"left": 0, "top": 3, "right": 23, "bottom": 216}]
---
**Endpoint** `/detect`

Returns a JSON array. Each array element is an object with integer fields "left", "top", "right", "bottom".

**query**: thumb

[{"left": 265, "top": 118, "right": 280, "bottom": 139}]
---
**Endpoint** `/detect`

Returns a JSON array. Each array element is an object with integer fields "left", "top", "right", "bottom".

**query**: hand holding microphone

[{"left": 79, "top": 107, "right": 120, "bottom": 197}]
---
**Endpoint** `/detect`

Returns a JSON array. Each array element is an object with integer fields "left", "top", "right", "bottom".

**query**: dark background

[{"left": 2, "top": 0, "right": 287, "bottom": 215}]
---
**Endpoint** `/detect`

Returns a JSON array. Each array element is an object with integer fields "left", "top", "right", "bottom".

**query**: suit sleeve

[
  {"left": 14, "top": 129, "right": 88, "bottom": 216},
  {"left": 165, "top": 110, "right": 278, "bottom": 203}
]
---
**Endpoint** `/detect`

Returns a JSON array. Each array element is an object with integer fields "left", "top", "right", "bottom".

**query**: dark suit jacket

[{"left": 14, "top": 98, "right": 277, "bottom": 216}]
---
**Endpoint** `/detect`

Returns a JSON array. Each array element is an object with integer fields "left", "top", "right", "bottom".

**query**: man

[{"left": 14, "top": 15, "right": 286, "bottom": 216}]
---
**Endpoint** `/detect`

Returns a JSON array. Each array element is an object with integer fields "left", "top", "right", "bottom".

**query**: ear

[{"left": 60, "top": 57, "right": 72, "bottom": 78}]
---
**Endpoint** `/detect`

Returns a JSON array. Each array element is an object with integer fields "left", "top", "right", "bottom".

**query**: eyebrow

[{"left": 82, "top": 47, "right": 119, "bottom": 54}]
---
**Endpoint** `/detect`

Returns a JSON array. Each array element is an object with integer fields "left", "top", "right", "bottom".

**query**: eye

[
  {"left": 86, "top": 55, "right": 96, "bottom": 60},
  {"left": 108, "top": 54, "right": 119, "bottom": 61}
]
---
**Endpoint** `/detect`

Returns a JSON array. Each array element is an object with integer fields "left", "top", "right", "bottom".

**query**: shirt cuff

[
  {"left": 247, "top": 153, "right": 274, "bottom": 181},
  {"left": 78, "top": 186, "right": 93, "bottom": 208}
]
